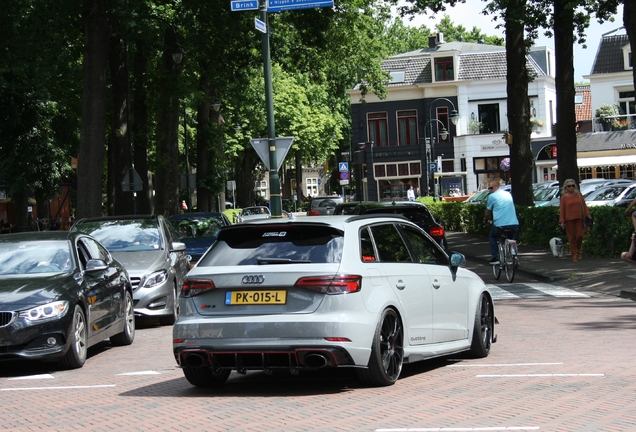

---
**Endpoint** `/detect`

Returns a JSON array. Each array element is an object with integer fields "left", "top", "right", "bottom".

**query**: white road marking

[
  {"left": 487, "top": 283, "right": 590, "bottom": 300},
  {"left": 447, "top": 363, "right": 563, "bottom": 368},
  {"left": 8, "top": 374, "right": 55, "bottom": 380},
  {"left": 529, "top": 283, "right": 589, "bottom": 297},
  {"left": 376, "top": 427, "right": 540, "bottom": 431},
  {"left": 477, "top": 373, "right": 604, "bottom": 378},
  {"left": 1, "top": 384, "right": 115, "bottom": 391},
  {"left": 116, "top": 370, "right": 161, "bottom": 376}
]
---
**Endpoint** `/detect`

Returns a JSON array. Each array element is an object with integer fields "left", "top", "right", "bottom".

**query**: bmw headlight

[
  {"left": 142, "top": 270, "right": 168, "bottom": 288},
  {"left": 19, "top": 300, "right": 69, "bottom": 321}
]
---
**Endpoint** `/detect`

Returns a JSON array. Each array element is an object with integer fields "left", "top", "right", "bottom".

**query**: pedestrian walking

[
  {"left": 407, "top": 186, "right": 415, "bottom": 201},
  {"left": 558, "top": 179, "right": 591, "bottom": 262}
]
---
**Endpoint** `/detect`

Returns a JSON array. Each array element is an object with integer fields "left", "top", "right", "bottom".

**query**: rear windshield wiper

[{"left": 256, "top": 257, "right": 311, "bottom": 265}]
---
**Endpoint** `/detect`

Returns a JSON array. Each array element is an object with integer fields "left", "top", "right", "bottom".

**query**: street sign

[
  {"left": 250, "top": 137, "right": 295, "bottom": 171},
  {"left": 121, "top": 168, "right": 143, "bottom": 192},
  {"left": 254, "top": 18, "right": 267, "bottom": 33},
  {"left": 267, "top": 0, "right": 334, "bottom": 12},
  {"left": 338, "top": 162, "right": 349, "bottom": 172},
  {"left": 339, "top": 171, "right": 350, "bottom": 181},
  {"left": 231, "top": 0, "right": 259, "bottom": 11},
  {"left": 339, "top": 180, "right": 349, "bottom": 185},
  {"left": 428, "top": 162, "right": 438, "bottom": 173}
]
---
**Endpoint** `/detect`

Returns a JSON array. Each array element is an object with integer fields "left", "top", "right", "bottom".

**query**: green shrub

[{"left": 426, "top": 201, "right": 632, "bottom": 258}]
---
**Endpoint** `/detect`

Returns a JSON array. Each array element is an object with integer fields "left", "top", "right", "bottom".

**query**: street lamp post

[{"left": 426, "top": 98, "right": 460, "bottom": 199}]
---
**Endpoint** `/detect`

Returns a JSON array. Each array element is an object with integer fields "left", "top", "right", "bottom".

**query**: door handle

[
  {"left": 395, "top": 279, "right": 406, "bottom": 290},
  {"left": 432, "top": 279, "right": 441, "bottom": 289}
]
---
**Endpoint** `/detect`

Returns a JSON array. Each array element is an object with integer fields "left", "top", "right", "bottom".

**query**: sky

[{"left": 396, "top": 1, "right": 625, "bottom": 82}]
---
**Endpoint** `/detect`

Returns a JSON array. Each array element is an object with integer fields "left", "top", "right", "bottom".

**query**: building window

[
  {"left": 478, "top": 103, "right": 501, "bottom": 133},
  {"left": 580, "top": 167, "right": 593, "bottom": 181},
  {"left": 434, "top": 57, "right": 454, "bottom": 82},
  {"left": 618, "top": 90, "right": 636, "bottom": 116},
  {"left": 306, "top": 178, "right": 318, "bottom": 197},
  {"left": 374, "top": 161, "right": 421, "bottom": 179},
  {"left": 620, "top": 165, "right": 636, "bottom": 180},
  {"left": 397, "top": 110, "right": 418, "bottom": 145},
  {"left": 575, "top": 94, "right": 584, "bottom": 104},
  {"left": 435, "top": 107, "right": 450, "bottom": 143},
  {"left": 368, "top": 112, "right": 388, "bottom": 147}
]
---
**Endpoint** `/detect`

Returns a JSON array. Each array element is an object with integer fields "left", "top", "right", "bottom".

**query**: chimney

[{"left": 428, "top": 35, "right": 437, "bottom": 49}]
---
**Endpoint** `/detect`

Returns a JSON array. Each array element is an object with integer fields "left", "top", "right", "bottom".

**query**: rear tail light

[
  {"left": 429, "top": 226, "right": 445, "bottom": 239},
  {"left": 181, "top": 279, "right": 216, "bottom": 297},
  {"left": 295, "top": 275, "right": 362, "bottom": 294},
  {"left": 307, "top": 210, "right": 320, "bottom": 216}
]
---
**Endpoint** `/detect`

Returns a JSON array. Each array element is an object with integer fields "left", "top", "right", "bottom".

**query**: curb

[{"left": 619, "top": 290, "right": 636, "bottom": 301}]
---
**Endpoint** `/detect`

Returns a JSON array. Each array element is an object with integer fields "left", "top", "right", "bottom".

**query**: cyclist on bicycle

[{"left": 483, "top": 180, "right": 519, "bottom": 265}]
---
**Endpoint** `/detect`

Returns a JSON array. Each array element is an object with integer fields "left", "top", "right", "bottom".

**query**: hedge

[{"left": 421, "top": 197, "right": 633, "bottom": 258}]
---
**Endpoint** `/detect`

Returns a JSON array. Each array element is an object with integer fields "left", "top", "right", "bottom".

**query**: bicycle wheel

[
  {"left": 492, "top": 242, "right": 502, "bottom": 280},
  {"left": 504, "top": 244, "right": 516, "bottom": 282}
]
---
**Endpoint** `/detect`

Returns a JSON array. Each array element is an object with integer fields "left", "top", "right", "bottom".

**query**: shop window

[
  {"left": 620, "top": 164, "right": 636, "bottom": 180},
  {"left": 409, "top": 162, "right": 421, "bottom": 176},
  {"left": 386, "top": 164, "right": 397, "bottom": 177},
  {"left": 398, "top": 163, "right": 409, "bottom": 176},
  {"left": 375, "top": 165, "right": 386, "bottom": 178}
]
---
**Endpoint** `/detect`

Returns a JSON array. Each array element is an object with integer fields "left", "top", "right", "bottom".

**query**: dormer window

[
  {"left": 575, "top": 94, "right": 584, "bottom": 104},
  {"left": 623, "top": 44, "right": 632, "bottom": 71},
  {"left": 434, "top": 57, "right": 454, "bottom": 81},
  {"left": 390, "top": 71, "right": 405, "bottom": 83}
]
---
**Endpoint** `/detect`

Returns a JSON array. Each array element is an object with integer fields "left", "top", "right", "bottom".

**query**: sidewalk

[{"left": 446, "top": 231, "right": 636, "bottom": 300}]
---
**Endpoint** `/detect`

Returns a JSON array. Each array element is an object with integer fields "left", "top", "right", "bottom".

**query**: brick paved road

[{"left": 2, "top": 296, "right": 636, "bottom": 432}]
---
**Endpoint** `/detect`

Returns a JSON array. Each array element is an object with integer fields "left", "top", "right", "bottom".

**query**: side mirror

[
  {"left": 449, "top": 252, "right": 466, "bottom": 268},
  {"left": 171, "top": 241, "right": 187, "bottom": 252},
  {"left": 85, "top": 259, "right": 108, "bottom": 272}
]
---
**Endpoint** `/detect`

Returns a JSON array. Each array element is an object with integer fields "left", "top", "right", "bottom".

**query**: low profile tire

[
  {"left": 159, "top": 285, "right": 178, "bottom": 326},
  {"left": 356, "top": 308, "right": 404, "bottom": 387},
  {"left": 470, "top": 294, "right": 493, "bottom": 358},
  {"left": 111, "top": 291, "right": 135, "bottom": 346},
  {"left": 183, "top": 367, "right": 231, "bottom": 388},
  {"left": 59, "top": 305, "right": 88, "bottom": 369}
]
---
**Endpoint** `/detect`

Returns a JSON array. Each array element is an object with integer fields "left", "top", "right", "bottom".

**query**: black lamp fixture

[
  {"left": 172, "top": 42, "right": 184, "bottom": 64},
  {"left": 450, "top": 109, "right": 460, "bottom": 126}
]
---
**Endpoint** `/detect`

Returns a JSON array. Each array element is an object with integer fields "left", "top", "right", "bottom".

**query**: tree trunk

[
  {"left": 153, "top": 28, "right": 181, "bottom": 216},
  {"left": 77, "top": 0, "right": 110, "bottom": 219},
  {"left": 196, "top": 86, "right": 211, "bottom": 212},
  {"left": 624, "top": 1, "right": 636, "bottom": 110},
  {"left": 554, "top": 0, "right": 579, "bottom": 186},
  {"left": 133, "top": 39, "right": 152, "bottom": 215},
  {"left": 505, "top": 0, "right": 534, "bottom": 206},
  {"left": 108, "top": 32, "right": 130, "bottom": 216},
  {"left": 295, "top": 151, "right": 304, "bottom": 205}
]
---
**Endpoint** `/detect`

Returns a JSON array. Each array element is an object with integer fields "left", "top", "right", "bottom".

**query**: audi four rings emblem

[{"left": 242, "top": 275, "right": 265, "bottom": 284}]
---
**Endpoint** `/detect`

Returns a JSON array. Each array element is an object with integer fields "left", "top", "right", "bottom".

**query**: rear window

[
  {"left": 198, "top": 225, "right": 344, "bottom": 266},
  {"left": 311, "top": 198, "right": 342, "bottom": 209},
  {"left": 365, "top": 207, "right": 436, "bottom": 226}
]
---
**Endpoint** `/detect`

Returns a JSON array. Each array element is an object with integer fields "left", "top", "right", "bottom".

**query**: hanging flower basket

[{"left": 500, "top": 158, "right": 511, "bottom": 172}]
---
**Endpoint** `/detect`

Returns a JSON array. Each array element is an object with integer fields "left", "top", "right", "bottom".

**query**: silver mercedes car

[
  {"left": 173, "top": 215, "right": 495, "bottom": 387},
  {"left": 71, "top": 215, "right": 189, "bottom": 325}
]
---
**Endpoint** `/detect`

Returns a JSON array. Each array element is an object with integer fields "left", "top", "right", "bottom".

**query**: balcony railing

[{"left": 595, "top": 114, "right": 636, "bottom": 132}]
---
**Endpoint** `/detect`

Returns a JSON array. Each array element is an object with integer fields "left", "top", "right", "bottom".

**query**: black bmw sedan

[{"left": 0, "top": 231, "right": 135, "bottom": 369}]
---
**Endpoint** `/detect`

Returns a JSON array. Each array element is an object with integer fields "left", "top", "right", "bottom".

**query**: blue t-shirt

[{"left": 487, "top": 190, "right": 519, "bottom": 227}]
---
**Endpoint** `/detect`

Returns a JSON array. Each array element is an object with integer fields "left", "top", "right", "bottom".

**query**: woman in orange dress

[{"left": 558, "top": 179, "right": 591, "bottom": 262}]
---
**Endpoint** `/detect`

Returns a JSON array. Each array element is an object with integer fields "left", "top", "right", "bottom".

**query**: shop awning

[{"left": 552, "top": 154, "right": 636, "bottom": 169}]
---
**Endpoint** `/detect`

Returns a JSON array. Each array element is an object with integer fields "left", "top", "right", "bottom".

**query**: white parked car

[
  {"left": 236, "top": 206, "right": 271, "bottom": 223},
  {"left": 173, "top": 215, "right": 496, "bottom": 387}
]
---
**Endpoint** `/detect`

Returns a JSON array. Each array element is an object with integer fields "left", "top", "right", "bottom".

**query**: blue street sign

[
  {"left": 231, "top": 0, "right": 259, "bottom": 11},
  {"left": 338, "top": 162, "right": 349, "bottom": 172},
  {"left": 268, "top": 0, "right": 334, "bottom": 13},
  {"left": 340, "top": 171, "right": 350, "bottom": 181},
  {"left": 254, "top": 17, "right": 267, "bottom": 33},
  {"left": 428, "top": 162, "right": 438, "bottom": 173}
]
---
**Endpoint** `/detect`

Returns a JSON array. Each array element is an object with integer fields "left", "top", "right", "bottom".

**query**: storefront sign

[{"left": 481, "top": 143, "right": 509, "bottom": 152}]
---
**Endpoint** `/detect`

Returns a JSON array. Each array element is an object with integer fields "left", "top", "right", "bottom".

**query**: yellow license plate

[{"left": 225, "top": 290, "right": 287, "bottom": 305}]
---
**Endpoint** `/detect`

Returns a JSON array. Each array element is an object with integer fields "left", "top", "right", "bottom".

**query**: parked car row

[{"left": 0, "top": 206, "right": 494, "bottom": 389}]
